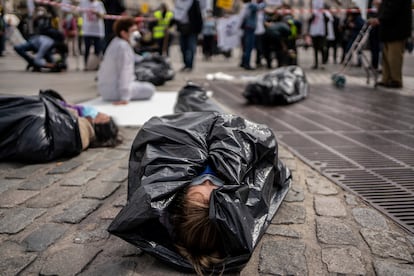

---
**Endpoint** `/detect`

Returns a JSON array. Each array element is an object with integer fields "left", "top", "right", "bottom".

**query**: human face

[
  {"left": 187, "top": 180, "right": 219, "bottom": 204},
  {"left": 93, "top": 112, "right": 110, "bottom": 124}
]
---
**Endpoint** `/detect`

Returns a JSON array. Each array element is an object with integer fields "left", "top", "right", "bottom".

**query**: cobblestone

[
  {"left": 0, "top": 208, "right": 46, "bottom": 234},
  {"left": 0, "top": 241, "right": 37, "bottom": 275},
  {"left": 102, "top": 169, "right": 128, "bottom": 183},
  {"left": 47, "top": 159, "right": 82, "bottom": 174},
  {"left": 52, "top": 199, "right": 101, "bottom": 224},
  {"left": 316, "top": 217, "right": 359, "bottom": 245},
  {"left": 272, "top": 203, "right": 306, "bottom": 224},
  {"left": 61, "top": 171, "right": 98, "bottom": 186},
  {"left": 5, "top": 164, "right": 48, "bottom": 179},
  {"left": 0, "top": 178, "right": 22, "bottom": 194},
  {"left": 266, "top": 225, "right": 301, "bottom": 238},
  {"left": 373, "top": 259, "right": 414, "bottom": 276},
  {"left": 26, "top": 186, "right": 79, "bottom": 208},
  {"left": 314, "top": 195, "right": 347, "bottom": 217},
  {"left": 306, "top": 177, "right": 338, "bottom": 195},
  {"left": 18, "top": 175, "right": 59, "bottom": 190},
  {"left": 352, "top": 208, "right": 389, "bottom": 230},
  {"left": 0, "top": 189, "right": 39, "bottom": 208},
  {"left": 321, "top": 247, "right": 366, "bottom": 274},
  {"left": 40, "top": 245, "right": 102, "bottom": 276},
  {"left": 82, "top": 180, "right": 121, "bottom": 200},
  {"left": 23, "top": 223, "right": 69, "bottom": 252}
]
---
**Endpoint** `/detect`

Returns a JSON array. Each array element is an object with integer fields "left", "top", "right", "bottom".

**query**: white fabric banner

[{"left": 217, "top": 15, "right": 242, "bottom": 51}]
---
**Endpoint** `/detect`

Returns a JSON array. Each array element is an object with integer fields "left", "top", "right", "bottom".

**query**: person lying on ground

[
  {"left": 108, "top": 110, "right": 291, "bottom": 275},
  {"left": 97, "top": 16, "right": 155, "bottom": 105},
  {"left": 0, "top": 90, "right": 121, "bottom": 163},
  {"left": 14, "top": 29, "right": 68, "bottom": 72}
]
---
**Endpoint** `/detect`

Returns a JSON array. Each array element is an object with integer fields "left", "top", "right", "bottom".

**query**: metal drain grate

[{"left": 208, "top": 81, "right": 414, "bottom": 234}]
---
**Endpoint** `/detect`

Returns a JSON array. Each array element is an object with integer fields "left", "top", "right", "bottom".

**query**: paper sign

[{"left": 216, "top": 0, "right": 233, "bottom": 10}]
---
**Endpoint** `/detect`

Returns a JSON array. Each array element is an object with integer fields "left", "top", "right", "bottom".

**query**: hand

[
  {"left": 368, "top": 18, "right": 380, "bottom": 26},
  {"left": 112, "top": 100, "right": 128, "bottom": 105}
]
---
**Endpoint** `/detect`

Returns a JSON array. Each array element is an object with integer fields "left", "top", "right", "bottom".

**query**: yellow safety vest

[{"left": 153, "top": 10, "right": 173, "bottom": 39}]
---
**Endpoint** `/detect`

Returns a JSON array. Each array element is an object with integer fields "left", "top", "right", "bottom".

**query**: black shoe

[
  {"left": 387, "top": 81, "right": 402, "bottom": 89},
  {"left": 32, "top": 66, "right": 41, "bottom": 72},
  {"left": 26, "top": 64, "right": 33, "bottom": 71},
  {"left": 243, "top": 65, "right": 255, "bottom": 70}
]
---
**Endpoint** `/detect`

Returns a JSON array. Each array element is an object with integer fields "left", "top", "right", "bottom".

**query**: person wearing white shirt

[
  {"left": 97, "top": 17, "right": 155, "bottom": 105},
  {"left": 79, "top": 0, "right": 106, "bottom": 69}
]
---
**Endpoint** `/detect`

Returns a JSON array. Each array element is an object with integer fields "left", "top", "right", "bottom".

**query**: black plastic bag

[
  {"left": 243, "top": 65, "right": 309, "bottom": 105},
  {"left": 0, "top": 91, "right": 82, "bottom": 163},
  {"left": 174, "top": 82, "right": 225, "bottom": 113},
  {"left": 135, "top": 55, "right": 175, "bottom": 86},
  {"left": 108, "top": 111, "right": 291, "bottom": 273}
]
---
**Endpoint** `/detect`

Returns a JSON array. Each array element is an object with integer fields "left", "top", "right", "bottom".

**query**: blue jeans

[
  {"left": 83, "top": 36, "right": 103, "bottom": 66},
  {"left": 241, "top": 29, "right": 255, "bottom": 67},
  {"left": 179, "top": 33, "right": 197, "bottom": 69},
  {"left": 14, "top": 41, "right": 53, "bottom": 67}
]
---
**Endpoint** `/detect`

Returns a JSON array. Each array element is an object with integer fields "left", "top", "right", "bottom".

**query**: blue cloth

[
  {"left": 81, "top": 105, "right": 99, "bottom": 119},
  {"left": 14, "top": 35, "right": 55, "bottom": 67}
]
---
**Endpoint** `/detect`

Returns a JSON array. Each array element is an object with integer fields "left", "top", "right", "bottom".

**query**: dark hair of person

[
  {"left": 54, "top": 41, "right": 68, "bottom": 56},
  {"left": 113, "top": 16, "right": 137, "bottom": 37},
  {"left": 170, "top": 189, "right": 225, "bottom": 275},
  {"left": 90, "top": 117, "right": 121, "bottom": 148}
]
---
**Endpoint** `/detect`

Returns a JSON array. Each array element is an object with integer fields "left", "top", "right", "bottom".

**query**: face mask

[
  {"left": 129, "top": 31, "right": 141, "bottom": 46},
  {"left": 66, "top": 14, "right": 73, "bottom": 21}
]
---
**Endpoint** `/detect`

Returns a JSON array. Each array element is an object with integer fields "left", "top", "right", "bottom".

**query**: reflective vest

[
  {"left": 153, "top": 10, "right": 173, "bottom": 39},
  {"left": 287, "top": 19, "right": 297, "bottom": 40}
]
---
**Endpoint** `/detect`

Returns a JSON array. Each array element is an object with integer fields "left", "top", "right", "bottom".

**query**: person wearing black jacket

[{"left": 369, "top": 0, "right": 412, "bottom": 88}]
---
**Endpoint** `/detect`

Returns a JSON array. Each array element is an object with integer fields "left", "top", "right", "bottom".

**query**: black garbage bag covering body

[
  {"left": 0, "top": 92, "right": 82, "bottom": 163},
  {"left": 134, "top": 55, "right": 175, "bottom": 86},
  {"left": 174, "top": 83, "right": 225, "bottom": 113},
  {"left": 243, "top": 65, "right": 309, "bottom": 105},
  {"left": 108, "top": 111, "right": 291, "bottom": 273}
]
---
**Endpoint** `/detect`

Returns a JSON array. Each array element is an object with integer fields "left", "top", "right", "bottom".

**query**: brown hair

[
  {"left": 113, "top": 16, "right": 137, "bottom": 37},
  {"left": 171, "top": 190, "right": 224, "bottom": 275}
]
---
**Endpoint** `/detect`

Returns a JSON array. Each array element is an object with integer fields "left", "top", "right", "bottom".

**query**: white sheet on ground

[{"left": 80, "top": 91, "right": 178, "bottom": 126}]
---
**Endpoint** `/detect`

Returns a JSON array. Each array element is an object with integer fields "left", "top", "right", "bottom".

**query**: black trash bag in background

[
  {"left": 0, "top": 91, "right": 82, "bottom": 163},
  {"left": 243, "top": 65, "right": 309, "bottom": 105},
  {"left": 174, "top": 82, "right": 225, "bottom": 113},
  {"left": 134, "top": 55, "right": 175, "bottom": 86},
  {"left": 108, "top": 112, "right": 291, "bottom": 273}
]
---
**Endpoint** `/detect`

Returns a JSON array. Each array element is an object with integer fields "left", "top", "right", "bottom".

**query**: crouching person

[
  {"left": 14, "top": 29, "right": 68, "bottom": 72},
  {"left": 97, "top": 17, "right": 155, "bottom": 105}
]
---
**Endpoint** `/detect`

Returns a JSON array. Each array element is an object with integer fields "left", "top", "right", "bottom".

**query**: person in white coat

[{"left": 97, "top": 17, "right": 155, "bottom": 105}]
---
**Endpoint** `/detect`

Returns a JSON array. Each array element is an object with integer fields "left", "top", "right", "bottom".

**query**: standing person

[
  {"left": 62, "top": 12, "right": 78, "bottom": 56},
  {"left": 254, "top": 0, "right": 265, "bottom": 68},
  {"left": 239, "top": 0, "right": 264, "bottom": 70},
  {"left": 0, "top": 6, "right": 6, "bottom": 57},
  {"left": 367, "top": 0, "right": 381, "bottom": 71},
  {"left": 79, "top": 0, "right": 106, "bottom": 70},
  {"left": 102, "top": 0, "right": 125, "bottom": 51},
  {"left": 308, "top": 0, "right": 327, "bottom": 69},
  {"left": 201, "top": 9, "right": 216, "bottom": 60},
  {"left": 173, "top": 0, "right": 203, "bottom": 72},
  {"left": 150, "top": 3, "right": 174, "bottom": 56},
  {"left": 369, "top": 0, "right": 411, "bottom": 88},
  {"left": 322, "top": 5, "right": 337, "bottom": 64},
  {"left": 97, "top": 17, "right": 155, "bottom": 105}
]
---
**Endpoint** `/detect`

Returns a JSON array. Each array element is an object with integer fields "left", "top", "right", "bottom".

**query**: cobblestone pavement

[{"left": 1, "top": 45, "right": 414, "bottom": 275}]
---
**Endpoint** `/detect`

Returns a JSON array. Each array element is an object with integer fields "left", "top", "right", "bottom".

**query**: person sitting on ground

[
  {"left": 97, "top": 16, "right": 155, "bottom": 105},
  {"left": 14, "top": 29, "right": 68, "bottom": 72},
  {"left": 0, "top": 90, "right": 121, "bottom": 163}
]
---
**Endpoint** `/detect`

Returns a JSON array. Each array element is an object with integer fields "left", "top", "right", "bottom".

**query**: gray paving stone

[
  {"left": 26, "top": 186, "right": 78, "bottom": 208},
  {"left": 0, "top": 241, "right": 37, "bottom": 276},
  {"left": 306, "top": 177, "right": 338, "bottom": 195},
  {"left": 407, "top": 235, "right": 414, "bottom": 247},
  {"left": 18, "top": 175, "right": 59, "bottom": 190},
  {"left": 272, "top": 203, "right": 306, "bottom": 225},
  {"left": 0, "top": 178, "right": 22, "bottom": 194},
  {"left": 284, "top": 159, "right": 297, "bottom": 171},
  {"left": 321, "top": 247, "right": 366, "bottom": 274},
  {"left": 52, "top": 199, "right": 101, "bottom": 224},
  {"left": 259, "top": 240, "right": 307, "bottom": 275},
  {"left": 316, "top": 217, "right": 359, "bottom": 245},
  {"left": 352, "top": 208, "right": 389, "bottom": 230},
  {"left": 73, "top": 222, "right": 110, "bottom": 244},
  {"left": 0, "top": 208, "right": 46, "bottom": 234},
  {"left": 314, "top": 196, "right": 347, "bottom": 217},
  {"left": 373, "top": 259, "right": 414, "bottom": 276},
  {"left": 102, "top": 169, "right": 128, "bottom": 183},
  {"left": 104, "top": 235, "right": 143, "bottom": 257},
  {"left": 40, "top": 245, "right": 102, "bottom": 276},
  {"left": 87, "top": 159, "right": 119, "bottom": 171},
  {"left": 284, "top": 186, "right": 305, "bottom": 202},
  {"left": 100, "top": 206, "right": 121, "bottom": 220},
  {"left": 0, "top": 189, "right": 39, "bottom": 208},
  {"left": 278, "top": 147, "right": 295, "bottom": 159},
  {"left": 5, "top": 164, "right": 47, "bottom": 179},
  {"left": 61, "top": 171, "right": 98, "bottom": 186},
  {"left": 103, "top": 149, "right": 129, "bottom": 160},
  {"left": 113, "top": 195, "right": 127, "bottom": 207},
  {"left": 23, "top": 223, "right": 69, "bottom": 252},
  {"left": 345, "top": 194, "right": 359, "bottom": 205},
  {"left": 266, "top": 225, "right": 301, "bottom": 238},
  {"left": 360, "top": 228, "right": 413, "bottom": 262},
  {"left": 80, "top": 259, "right": 137, "bottom": 276},
  {"left": 48, "top": 159, "right": 82, "bottom": 174},
  {"left": 82, "top": 180, "right": 121, "bottom": 200}
]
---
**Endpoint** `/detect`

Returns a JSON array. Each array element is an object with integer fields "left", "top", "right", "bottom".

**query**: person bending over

[{"left": 97, "top": 17, "right": 155, "bottom": 105}]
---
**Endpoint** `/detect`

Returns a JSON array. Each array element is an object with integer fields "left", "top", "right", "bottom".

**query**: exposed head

[
  {"left": 113, "top": 16, "right": 140, "bottom": 45},
  {"left": 171, "top": 174, "right": 225, "bottom": 275},
  {"left": 90, "top": 114, "right": 120, "bottom": 147},
  {"left": 159, "top": 3, "right": 168, "bottom": 12}
]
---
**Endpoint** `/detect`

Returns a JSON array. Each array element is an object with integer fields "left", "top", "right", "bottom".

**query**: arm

[{"left": 116, "top": 43, "right": 134, "bottom": 103}]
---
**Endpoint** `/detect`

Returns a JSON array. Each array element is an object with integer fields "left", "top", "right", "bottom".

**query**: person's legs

[
  {"left": 179, "top": 34, "right": 188, "bottom": 69},
  {"left": 381, "top": 42, "right": 391, "bottom": 84},
  {"left": 387, "top": 40, "right": 405, "bottom": 86},
  {"left": 129, "top": 81, "right": 155, "bottom": 100},
  {"left": 93, "top": 36, "right": 103, "bottom": 58},
  {"left": 242, "top": 29, "right": 255, "bottom": 69},
  {"left": 186, "top": 33, "right": 197, "bottom": 69},
  {"left": 311, "top": 36, "right": 321, "bottom": 68},
  {"left": 14, "top": 41, "right": 36, "bottom": 66},
  {"left": 255, "top": 34, "right": 264, "bottom": 66},
  {"left": 83, "top": 35, "right": 92, "bottom": 66}
]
